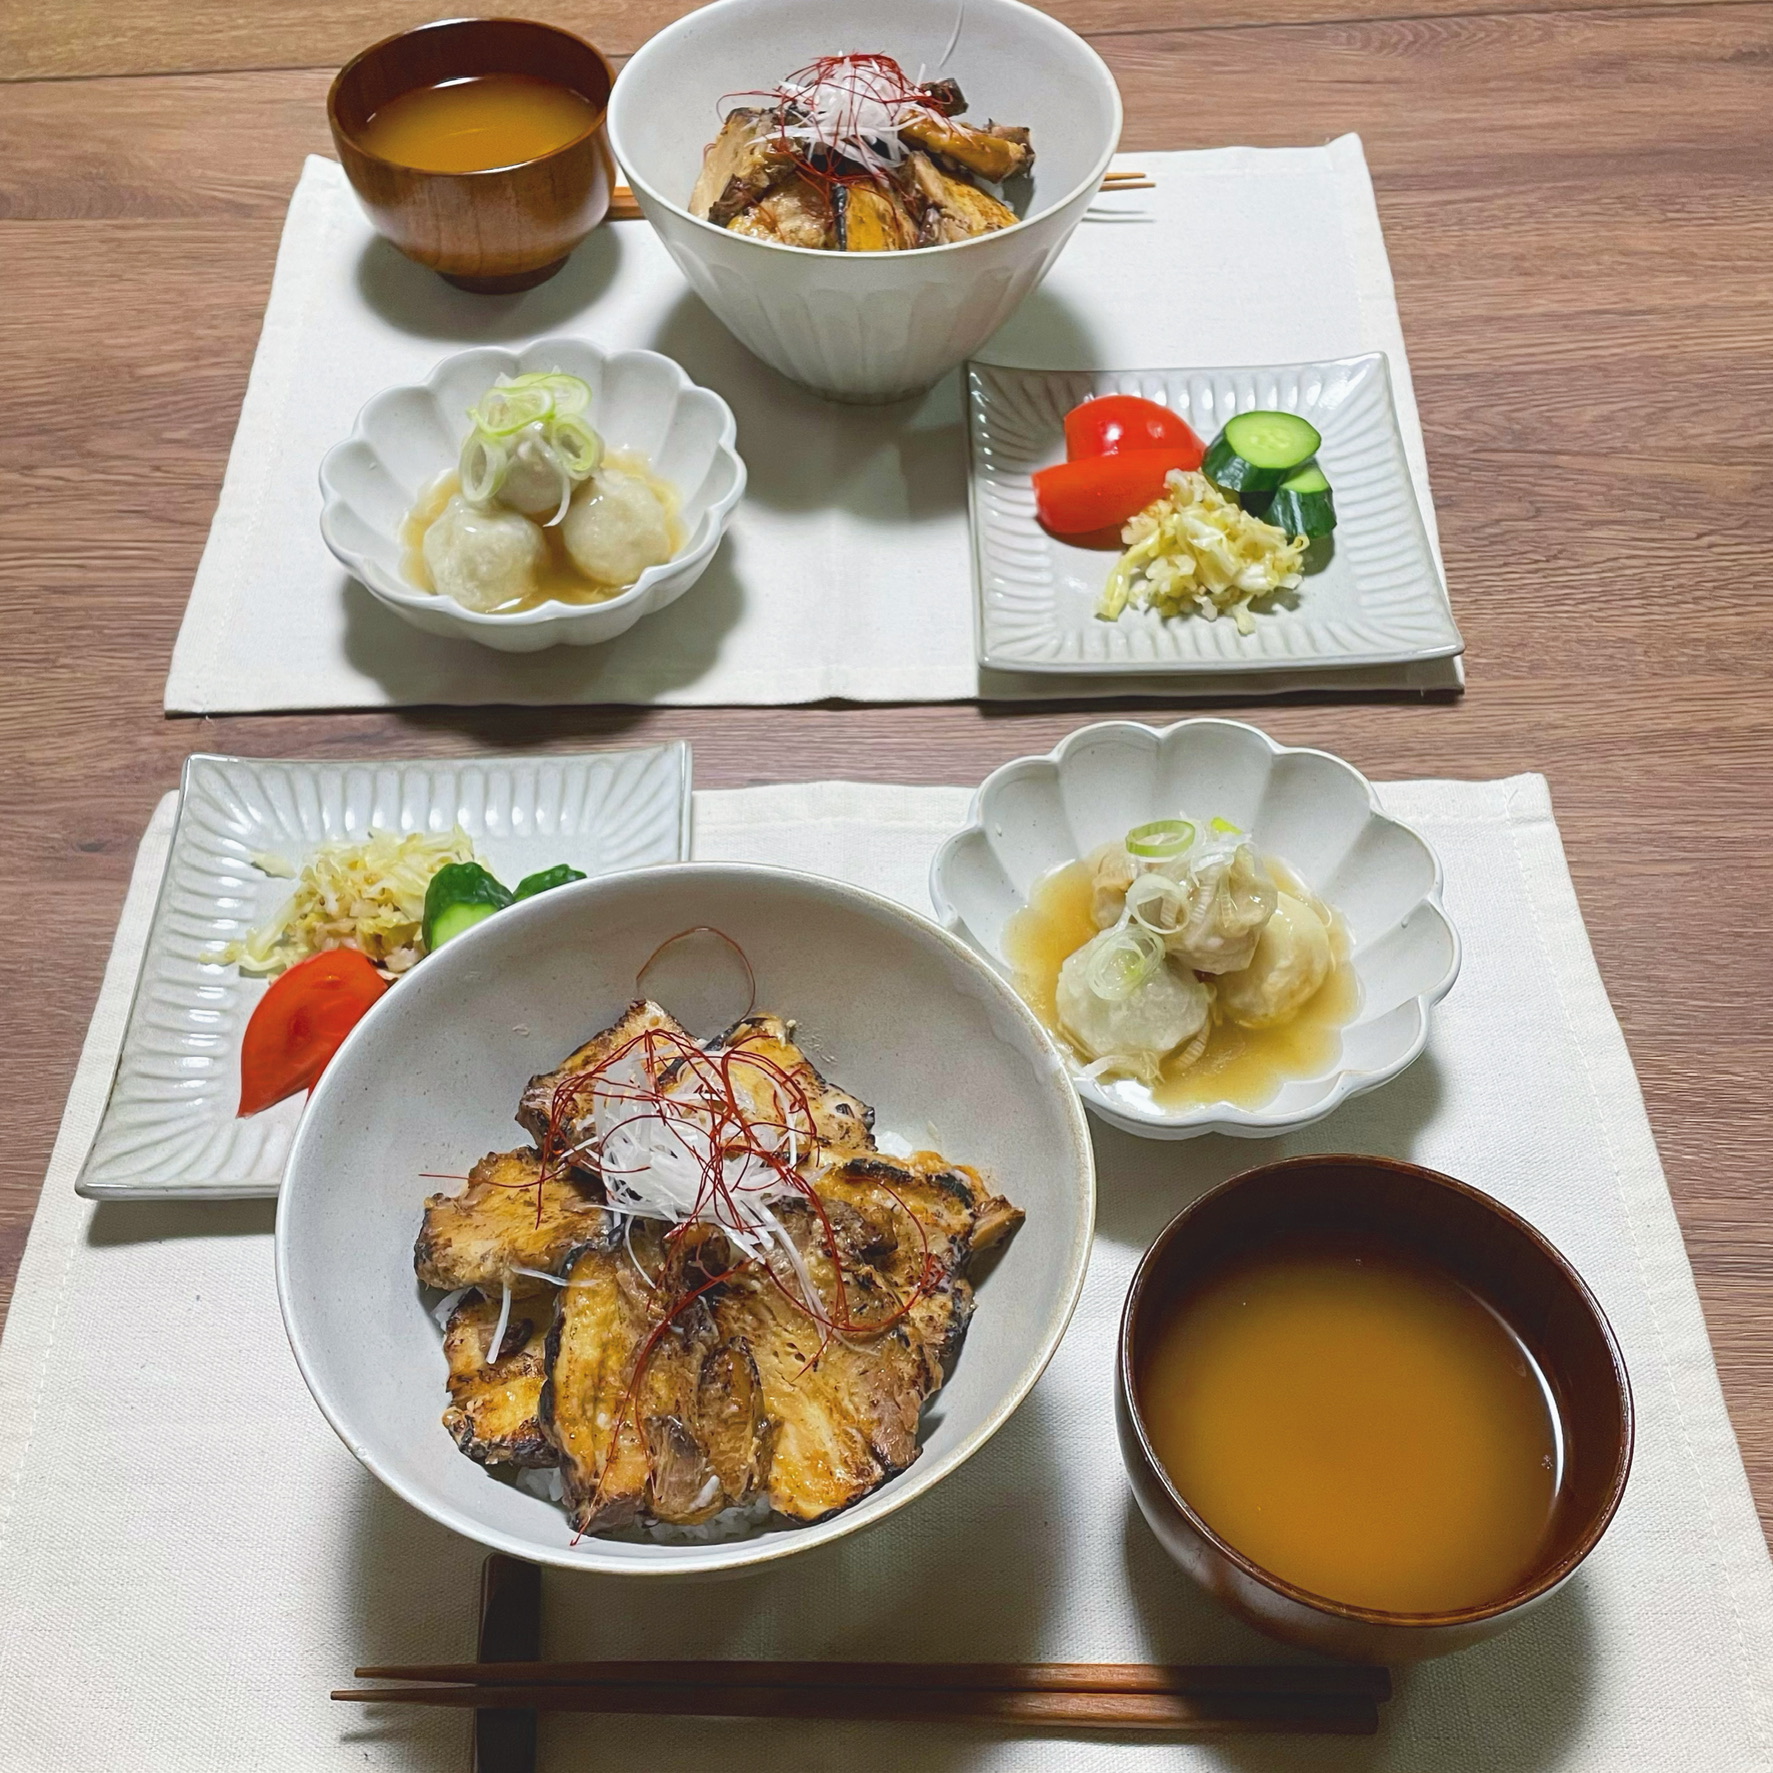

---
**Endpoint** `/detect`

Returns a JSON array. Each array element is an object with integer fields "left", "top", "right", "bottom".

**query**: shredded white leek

[{"left": 1100, "top": 471, "right": 1307, "bottom": 633}]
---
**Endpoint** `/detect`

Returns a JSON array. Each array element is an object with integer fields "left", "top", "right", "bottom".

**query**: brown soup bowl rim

[
  {"left": 327, "top": 16, "right": 616, "bottom": 178},
  {"left": 1117, "top": 1152, "right": 1634, "bottom": 1633}
]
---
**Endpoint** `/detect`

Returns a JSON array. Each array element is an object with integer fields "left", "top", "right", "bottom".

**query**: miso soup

[
  {"left": 1138, "top": 1239, "right": 1561, "bottom": 1614},
  {"left": 359, "top": 74, "right": 599, "bottom": 174}
]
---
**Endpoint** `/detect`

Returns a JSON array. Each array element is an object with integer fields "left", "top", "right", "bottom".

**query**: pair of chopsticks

[
  {"left": 335, "top": 1657, "right": 1389, "bottom": 1735},
  {"left": 606, "top": 167, "right": 1154, "bottom": 222}
]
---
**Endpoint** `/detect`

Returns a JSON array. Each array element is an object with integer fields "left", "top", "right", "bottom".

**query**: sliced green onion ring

[
  {"left": 1125, "top": 818, "right": 1197, "bottom": 862},
  {"left": 500, "top": 370, "right": 592, "bottom": 416},
  {"left": 1083, "top": 925, "right": 1166, "bottom": 1002},
  {"left": 470, "top": 384, "right": 554, "bottom": 437},
  {"left": 538, "top": 372, "right": 591, "bottom": 416},
  {"left": 460, "top": 435, "right": 509, "bottom": 504},
  {"left": 549, "top": 412, "right": 604, "bottom": 479},
  {"left": 1209, "top": 816, "right": 1244, "bottom": 836},
  {"left": 1125, "top": 870, "right": 1190, "bottom": 936}
]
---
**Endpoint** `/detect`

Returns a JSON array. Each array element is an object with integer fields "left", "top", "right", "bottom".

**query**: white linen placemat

[
  {"left": 165, "top": 139, "right": 1462, "bottom": 712},
  {"left": 2, "top": 775, "right": 1766, "bottom": 1771}
]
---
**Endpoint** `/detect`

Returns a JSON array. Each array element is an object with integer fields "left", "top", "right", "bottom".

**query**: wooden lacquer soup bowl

[
  {"left": 329, "top": 17, "right": 614, "bottom": 292},
  {"left": 1116, "top": 1156, "right": 1632, "bottom": 1663}
]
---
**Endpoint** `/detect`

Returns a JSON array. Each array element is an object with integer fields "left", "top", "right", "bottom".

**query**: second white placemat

[
  {"left": 0, "top": 777, "right": 1767, "bottom": 1769},
  {"left": 166, "top": 140, "right": 1460, "bottom": 711}
]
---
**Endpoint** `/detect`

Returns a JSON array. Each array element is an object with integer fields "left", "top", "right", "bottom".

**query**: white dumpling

[
  {"left": 1089, "top": 843, "right": 1136, "bottom": 930},
  {"left": 498, "top": 425, "right": 571, "bottom": 519},
  {"left": 1217, "top": 891, "right": 1332, "bottom": 1029},
  {"left": 1169, "top": 841, "right": 1278, "bottom": 975},
  {"left": 1056, "top": 928, "right": 1211, "bottom": 1083},
  {"left": 421, "top": 495, "right": 546, "bottom": 612},
  {"left": 561, "top": 466, "right": 674, "bottom": 587}
]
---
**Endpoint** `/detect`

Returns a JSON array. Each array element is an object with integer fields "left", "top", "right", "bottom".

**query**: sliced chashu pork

[
  {"left": 441, "top": 1292, "right": 555, "bottom": 1468},
  {"left": 414, "top": 1148, "right": 605, "bottom": 1292}
]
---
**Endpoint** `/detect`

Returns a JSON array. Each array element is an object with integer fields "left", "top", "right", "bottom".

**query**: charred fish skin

[
  {"left": 414, "top": 1147, "right": 606, "bottom": 1292},
  {"left": 442, "top": 1293, "right": 556, "bottom": 1469}
]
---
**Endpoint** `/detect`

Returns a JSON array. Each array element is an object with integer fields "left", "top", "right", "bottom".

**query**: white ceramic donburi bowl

[
  {"left": 607, "top": 0, "right": 1122, "bottom": 403},
  {"left": 929, "top": 720, "right": 1461, "bottom": 1141},
  {"left": 276, "top": 864, "right": 1095, "bottom": 1575},
  {"left": 319, "top": 338, "right": 745, "bottom": 652}
]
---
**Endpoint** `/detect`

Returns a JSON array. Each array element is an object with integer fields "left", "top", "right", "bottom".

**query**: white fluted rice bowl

[
  {"left": 276, "top": 863, "right": 1095, "bottom": 1574},
  {"left": 606, "top": 0, "right": 1122, "bottom": 402},
  {"left": 929, "top": 719, "right": 1461, "bottom": 1141},
  {"left": 319, "top": 338, "right": 745, "bottom": 652}
]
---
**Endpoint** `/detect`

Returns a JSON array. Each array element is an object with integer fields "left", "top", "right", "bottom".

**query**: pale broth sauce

[{"left": 1003, "top": 855, "right": 1358, "bottom": 1112}]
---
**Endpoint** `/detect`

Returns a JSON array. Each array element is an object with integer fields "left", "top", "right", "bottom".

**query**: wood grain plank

[
  {"left": 1, "top": 0, "right": 1772, "bottom": 1536},
  {"left": 1, "top": 0, "right": 1736, "bottom": 83}
]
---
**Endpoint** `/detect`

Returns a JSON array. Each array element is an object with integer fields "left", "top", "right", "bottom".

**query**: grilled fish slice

[
  {"left": 833, "top": 179, "right": 919, "bottom": 251},
  {"left": 699, "top": 1012, "right": 876, "bottom": 1153},
  {"left": 441, "top": 1292, "right": 555, "bottom": 1468},
  {"left": 726, "top": 173, "right": 832, "bottom": 249},
  {"left": 900, "top": 112, "right": 1032, "bottom": 182},
  {"left": 695, "top": 1338, "right": 773, "bottom": 1509},
  {"left": 541, "top": 1236, "right": 656, "bottom": 1533},
  {"left": 712, "top": 1200, "right": 934, "bottom": 1520},
  {"left": 690, "top": 107, "right": 795, "bottom": 224},
  {"left": 814, "top": 1151, "right": 1023, "bottom": 1287},
  {"left": 414, "top": 1148, "right": 605, "bottom": 1292},
  {"left": 906, "top": 151, "right": 1019, "bottom": 244},
  {"left": 517, "top": 999, "right": 692, "bottom": 1152}
]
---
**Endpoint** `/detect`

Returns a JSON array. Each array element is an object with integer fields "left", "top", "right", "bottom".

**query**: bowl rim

[
  {"left": 927, "top": 716, "right": 1463, "bottom": 1136},
  {"left": 327, "top": 16, "right": 617, "bottom": 178},
  {"left": 605, "top": 0, "right": 1125, "bottom": 261},
  {"left": 1116, "top": 1152, "right": 1636, "bottom": 1630},
  {"left": 274, "top": 858, "right": 1099, "bottom": 1575},
  {"left": 317, "top": 336, "right": 747, "bottom": 629}
]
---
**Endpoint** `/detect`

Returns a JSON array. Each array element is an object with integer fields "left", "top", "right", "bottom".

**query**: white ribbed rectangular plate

[
  {"left": 77, "top": 746, "right": 692, "bottom": 1200},
  {"left": 967, "top": 356, "right": 1463, "bottom": 674}
]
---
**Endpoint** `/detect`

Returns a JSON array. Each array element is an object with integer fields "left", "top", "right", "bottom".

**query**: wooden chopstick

[
  {"left": 333, "top": 1681, "right": 1379, "bottom": 1734},
  {"left": 606, "top": 167, "right": 1155, "bottom": 221},
  {"left": 352, "top": 1657, "right": 1388, "bottom": 1699}
]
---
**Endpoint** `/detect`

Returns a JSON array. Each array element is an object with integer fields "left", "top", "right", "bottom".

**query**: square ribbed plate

[
  {"left": 967, "top": 355, "right": 1463, "bottom": 674},
  {"left": 77, "top": 746, "right": 691, "bottom": 1200}
]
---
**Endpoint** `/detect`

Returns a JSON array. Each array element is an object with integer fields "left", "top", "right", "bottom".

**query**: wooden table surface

[{"left": 2, "top": 0, "right": 1769, "bottom": 1533}]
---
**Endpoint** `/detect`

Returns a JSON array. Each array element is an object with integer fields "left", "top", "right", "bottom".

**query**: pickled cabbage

[{"left": 221, "top": 827, "right": 483, "bottom": 976}]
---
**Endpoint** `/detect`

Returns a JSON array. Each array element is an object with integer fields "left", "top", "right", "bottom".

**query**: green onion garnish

[{"left": 1125, "top": 819, "right": 1197, "bottom": 861}]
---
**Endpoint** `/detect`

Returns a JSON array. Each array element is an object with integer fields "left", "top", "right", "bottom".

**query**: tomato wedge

[
  {"left": 1032, "top": 447, "right": 1201, "bottom": 536},
  {"left": 238, "top": 948, "right": 389, "bottom": 1117},
  {"left": 1064, "top": 395, "right": 1204, "bottom": 465}
]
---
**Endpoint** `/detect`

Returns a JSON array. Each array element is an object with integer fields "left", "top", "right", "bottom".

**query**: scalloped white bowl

[
  {"left": 929, "top": 719, "right": 1460, "bottom": 1141},
  {"left": 319, "top": 338, "right": 745, "bottom": 652}
]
